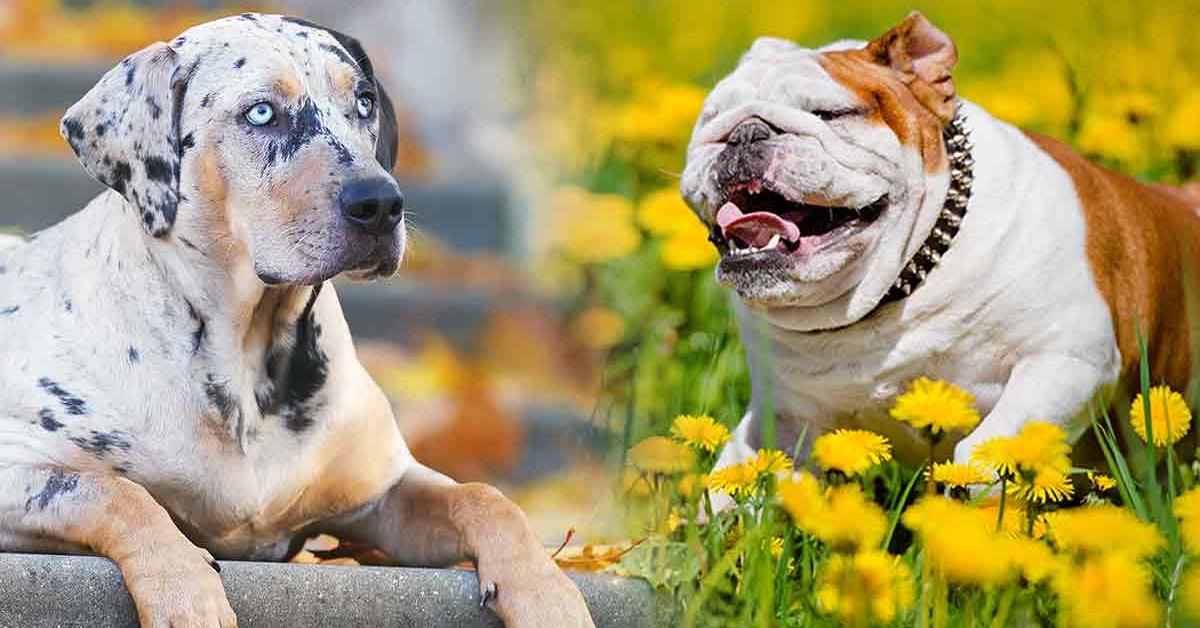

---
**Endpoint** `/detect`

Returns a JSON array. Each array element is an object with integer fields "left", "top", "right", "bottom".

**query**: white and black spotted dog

[{"left": 0, "top": 14, "right": 592, "bottom": 628}]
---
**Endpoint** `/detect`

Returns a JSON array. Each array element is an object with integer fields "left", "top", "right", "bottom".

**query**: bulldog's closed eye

[
  {"left": 245, "top": 102, "right": 277, "bottom": 127},
  {"left": 811, "top": 108, "right": 859, "bottom": 121}
]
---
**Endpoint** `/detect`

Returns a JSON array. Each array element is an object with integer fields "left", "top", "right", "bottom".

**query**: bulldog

[{"left": 680, "top": 12, "right": 1200, "bottom": 473}]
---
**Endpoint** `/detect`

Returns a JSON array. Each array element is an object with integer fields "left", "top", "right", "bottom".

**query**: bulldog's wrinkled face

[
  {"left": 681, "top": 13, "right": 959, "bottom": 313},
  {"left": 62, "top": 14, "right": 405, "bottom": 286}
]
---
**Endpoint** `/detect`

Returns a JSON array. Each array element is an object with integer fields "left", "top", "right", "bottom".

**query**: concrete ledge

[{"left": 0, "top": 553, "right": 666, "bottom": 627}]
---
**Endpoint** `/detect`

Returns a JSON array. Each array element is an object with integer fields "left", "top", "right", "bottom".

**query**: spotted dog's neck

[{"left": 86, "top": 196, "right": 330, "bottom": 452}]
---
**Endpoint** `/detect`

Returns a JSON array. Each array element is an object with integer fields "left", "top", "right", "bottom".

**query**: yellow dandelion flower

[
  {"left": 889, "top": 377, "right": 981, "bottom": 435},
  {"left": 973, "top": 421, "right": 1071, "bottom": 479},
  {"left": 779, "top": 472, "right": 826, "bottom": 526},
  {"left": 812, "top": 429, "right": 893, "bottom": 476},
  {"left": 627, "top": 436, "right": 694, "bottom": 474},
  {"left": 1007, "top": 468, "right": 1075, "bottom": 504},
  {"left": 1174, "top": 488, "right": 1200, "bottom": 554},
  {"left": 636, "top": 188, "right": 695, "bottom": 236},
  {"left": 569, "top": 306, "right": 625, "bottom": 351},
  {"left": 903, "top": 498, "right": 1013, "bottom": 586},
  {"left": 1088, "top": 472, "right": 1117, "bottom": 493},
  {"left": 666, "top": 510, "right": 686, "bottom": 532},
  {"left": 1130, "top": 385, "right": 1191, "bottom": 446},
  {"left": 928, "top": 461, "right": 992, "bottom": 489},
  {"left": 1006, "top": 537, "right": 1056, "bottom": 584},
  {"left": 769, "top": 536, "right": 785, "bottom": 559},
  {"left": 800, "top": 485, "right": 887, "bottom": 552},
  {"left": 816, "top": 550, "right": 914, "bottom": 626},
  {"left": 1183, "top": 564, "right": 1200, "bottom": 621},
  {"left": 659, "top": 220, "right": 718, "bottom": 270},
  {"left": 971, "top": 437, "right": 1018, "bottom": 478},
  {"left": 752, "top": 449, "right": 793, "bottom": 476},
  {"left": 1054, "top": 553, "right": 1160, "bottom": 628},
  {"left": 708, "top": 461, "right": 759, "bottom": 498},
  {"left": 1044, "top": 505, "right": 1164, "bottom": 559},
  {"left": 621, "top": 468, "right": 653, "bottom": 498},
  {"left": 669, "top": 414, "right": 730, "bottom": 453},
  {"left": 1009, "top": 421, "right": 1072, "bottom": 473},
  {"left": 550, "top": 187, "right": 642, "bottom": 264}
]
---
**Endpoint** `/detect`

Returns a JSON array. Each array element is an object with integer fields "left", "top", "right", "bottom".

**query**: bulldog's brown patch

[
  {"left": 196, "top": 142, "right": 227, "bottom": 211},
  {"left": 818, "top": 51, "right": 949, "bottom": 175},
  {"left": 1029, "top": 132, "right": 1200, "bottom": 391}
]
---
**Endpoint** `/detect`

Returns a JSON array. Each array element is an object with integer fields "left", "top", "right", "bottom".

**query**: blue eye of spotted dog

[
  {"left": 356, "top": 93, "right": 375, "bottom": 119},
  {"left": 245, "top": 102, "right": 276, "bottom": 126}
]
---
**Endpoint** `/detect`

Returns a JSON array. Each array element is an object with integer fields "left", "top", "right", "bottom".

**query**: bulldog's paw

[
  {"left": 118, "top": 543, "right": 237, "bottom": 628},
  {"left": 477, "top": 553, "right": 594, "bottom": 628}
]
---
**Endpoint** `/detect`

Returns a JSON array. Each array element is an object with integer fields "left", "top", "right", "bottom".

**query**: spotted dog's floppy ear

[
  {"left": 61, "top": 42, "right": 190, "bottom": 237},
  {"left": 280, "top": 17, "right": 400, "bottom": 171}
]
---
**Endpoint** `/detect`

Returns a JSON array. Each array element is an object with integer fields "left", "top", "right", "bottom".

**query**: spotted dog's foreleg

[
  {"left": 0, "top": 466, "right": 236, "bottom": 628},
  {"left": 327, "top": 463, "right": 594, "bottom": 628}
]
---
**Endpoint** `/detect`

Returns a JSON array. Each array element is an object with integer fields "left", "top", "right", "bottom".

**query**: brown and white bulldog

[{"left": 680, "top": 12, "right": 1200, "bottom": 474}]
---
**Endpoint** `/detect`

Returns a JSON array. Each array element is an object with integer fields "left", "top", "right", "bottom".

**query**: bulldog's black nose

[
  {"left": 339, "top": 178, "right": 404, "bottom": 235},
  {"left": 727, "top": 117, "right": 775, "bottom": 146}
]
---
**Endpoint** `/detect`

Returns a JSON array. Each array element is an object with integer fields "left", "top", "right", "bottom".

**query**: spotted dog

[
  {"left": 0, "top": 14, "right": 592, "bottom": 628},
  {"left": 681, "top": 14, "right": 1200, "bottom": 481}
]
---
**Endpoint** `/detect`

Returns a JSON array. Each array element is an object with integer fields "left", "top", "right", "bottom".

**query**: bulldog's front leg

[
  {"left": 333, "top": 463, "right": 594, "bottom": 628},
  {"left": 952, "top": 354, "right": 1116, "bottom": 465},
  {"left": 0, "top": 466, "right": 235, "bottom": 627}
]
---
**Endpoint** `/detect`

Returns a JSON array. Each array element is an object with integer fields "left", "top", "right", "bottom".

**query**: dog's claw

[{"left": 480, "top": 581, "right": 497, "bottom": 609}]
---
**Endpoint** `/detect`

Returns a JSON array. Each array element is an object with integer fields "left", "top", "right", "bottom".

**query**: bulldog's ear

[
  {"left": 866, "top": 12, "right": 958, "bottom": 120},
  {"left": 61, "top": 42, "right": 190, "bottom": 237}
]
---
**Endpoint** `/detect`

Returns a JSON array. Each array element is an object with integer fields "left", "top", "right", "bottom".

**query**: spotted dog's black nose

[{"left": 339, "top": 178, "right": 404, "bottom": 235}]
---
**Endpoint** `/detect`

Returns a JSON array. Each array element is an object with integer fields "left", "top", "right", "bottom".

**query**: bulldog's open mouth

[{"left": 712, "top": 182, "right": 887, "bottom": 259}]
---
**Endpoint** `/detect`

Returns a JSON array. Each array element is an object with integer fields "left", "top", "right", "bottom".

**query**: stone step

[
  {"left": 0, "top": 63, "right": 104, "bottom": 115},
  {"left": 0, "top": 553, "right": 669, "bottom": 627}
]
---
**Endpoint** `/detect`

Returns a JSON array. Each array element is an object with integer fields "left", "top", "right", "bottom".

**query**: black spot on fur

[
  {"left": 180, "top": 132, "right": 196, "bottom": 155},
  {"left": 38, "top": 408, "right": 63, "bottom": 432},
  {"left": 186, "top": 300, "right": 207, "bottom": 355},
  {"left": 37, "top": 377, "right": 88, "bottom": 416},
  {"left": 69, "top": 430, "right": 132, "bottom": 457},
  {"left": 239, "top": 13, "right": 258, "bottom": 21},
  {"left": 234, "top": 57, "right": 247, "bottom": 69},
  {"left": 200, "top": 93, "right": 213, "bottom": 109},
  {"left": 0, "top": 305, "right": 18, "bottom": 315},
  {"left": 278, "top": 98, "right": 325, "bottom": 162},
  {"left": 127, "top": 346, "right": 140, "bottom": 363},
  {"left": 178, "top": 236, "right": 199, "bottom": 252},
  {"left": 259, "top": 286, "right": 329, "bottom": 432},
  {"left": 63, "top": 299, "right": 72, "bottom": 312},
  {"left": 110, "top": 161, "right": 132, "bottom": 195},
  {"left": 204, "top": 375, "right": 241, "bottom": 426},
  {"left": 143, "top": 156, "right": 173, "bottom": 184},
  {"left": 63, "top": 117, "right": 85, "bottom": 147},
  {"left": 25, "top": 470, "right": 79, "bottom": 511},
  {"left": 94, "top": 122, "right": 108, "bottom": 137},
  {"left": 145, "top": 95, "right": 162, "bottom": 120},
  {"left": 125, "top": 64, "right": 136, "bottom": 87}
]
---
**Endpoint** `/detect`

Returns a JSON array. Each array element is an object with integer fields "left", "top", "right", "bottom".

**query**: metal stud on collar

[{"left": 881, "top": 103, "right": 973, "bottom": 304}]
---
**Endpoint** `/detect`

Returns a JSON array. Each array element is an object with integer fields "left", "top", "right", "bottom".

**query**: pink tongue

[{"left": 715, "top": 202, "right": 801, "bottom": 248}]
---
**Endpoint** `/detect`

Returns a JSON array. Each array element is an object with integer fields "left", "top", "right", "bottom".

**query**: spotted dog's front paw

[
  {"left": 477, "top": 551, "right": 594, "bottom": 628},
  {"left": 118, "top": 541, "right": 237, "bottom": 628}
]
